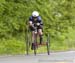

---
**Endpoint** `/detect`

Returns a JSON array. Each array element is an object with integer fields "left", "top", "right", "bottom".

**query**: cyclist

[{"left": 29, "top": 11, "right": 43, "bottom": 49}]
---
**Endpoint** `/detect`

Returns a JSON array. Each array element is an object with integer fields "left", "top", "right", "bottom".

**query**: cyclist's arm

[
  {"left": 38, "top": 17, "right": 43, "bottom": 26},
  {"left": 29, "top": 21, "right": 33, "bottom": 26},
  {"left": 29, "top": 17, "right": 35, "bottom": 29},
  {"left": 38, "top": 16, "right": 43, "bottom": 25},
  {"left": 29, "top": 17, "right": 33, "bottom": 26},
  {"left": 40, "top": 21, "right": 43, "bottom": 25}
]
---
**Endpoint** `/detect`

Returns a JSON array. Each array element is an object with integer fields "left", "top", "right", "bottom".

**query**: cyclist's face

[{"left": 33, "top": 17, "right": 37, "bottom": 21}]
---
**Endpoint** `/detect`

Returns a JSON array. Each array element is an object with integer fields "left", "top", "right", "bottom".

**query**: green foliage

[
  {"left": 0, "top": 38, "right": 25, "bottom": 54},
  {"left": 0, "top": 0, "right": 75, "bottom": 54}
]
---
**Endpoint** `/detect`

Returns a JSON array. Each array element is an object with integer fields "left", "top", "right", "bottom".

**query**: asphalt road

[{"left": 0, "top": 51, "right": 75, "bottom": 63}]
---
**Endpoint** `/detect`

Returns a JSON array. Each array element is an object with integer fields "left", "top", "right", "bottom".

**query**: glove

[{"left": 37, "top": 23, "right": 40, "bottom": 26}]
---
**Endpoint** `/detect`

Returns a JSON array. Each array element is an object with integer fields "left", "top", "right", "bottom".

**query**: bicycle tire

[
  {"left": 26, "top": 33, "right": 30, "bottom": 55},
  {"left": 33, "top": 34, "right": 37, "bottom": 55},
  {"left": 33, "top": 43, "right": 36, "bottom": 55}
]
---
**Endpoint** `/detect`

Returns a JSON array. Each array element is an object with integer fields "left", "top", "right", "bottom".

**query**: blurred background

[{"left": 0, "top": 0, "right": 75, "bottom": 55}]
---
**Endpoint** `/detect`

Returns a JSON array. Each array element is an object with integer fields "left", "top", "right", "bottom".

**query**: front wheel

[
  {"left": 33, "top": 43, "right": 37, "bottom": 55},
  {"left": 33, "top": 33, "right": 37, "bottom": 55}
]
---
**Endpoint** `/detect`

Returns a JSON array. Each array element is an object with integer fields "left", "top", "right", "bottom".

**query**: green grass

[
  {"left": 0, "top": 38, "right": 25, "bottom": 55},
  {"left": 0, "top": 37, "right": 75, "bottom": 55}
]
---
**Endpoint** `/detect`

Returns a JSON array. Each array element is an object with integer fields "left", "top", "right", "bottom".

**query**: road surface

[{"left": 0, "top": 51, "right": 75, "bottom": 63}]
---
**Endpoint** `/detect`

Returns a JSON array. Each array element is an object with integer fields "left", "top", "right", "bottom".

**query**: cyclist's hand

[{"left": 37, "top": 23, "right": 40, "bottom": 26}]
